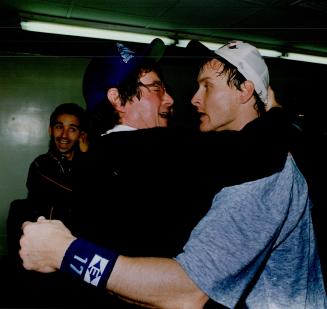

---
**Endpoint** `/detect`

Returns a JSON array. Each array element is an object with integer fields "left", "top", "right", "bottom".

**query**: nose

[
  {"left": 191, "top": 89, "right": 200, "bottom": 107},
  {"left": 163, "top": 91, "right": 174, "bottom": 107},
  {"left": 61, "top": 128, "right": 69, "bottom": 138}
]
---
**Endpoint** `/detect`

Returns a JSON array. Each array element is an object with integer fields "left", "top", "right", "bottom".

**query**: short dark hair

[
  {"left": 49, "top": 103, "right": 87, "bottom": 131},
  {"left": 117, "top": 59, "right": 164, "bottom": 106},
  {"left": 199, "top": 56, "right": 266, "bottom": 116}
]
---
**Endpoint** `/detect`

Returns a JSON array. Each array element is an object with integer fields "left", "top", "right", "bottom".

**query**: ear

[
  {"left": 239, "top": 80, "right": 255, "bottom": 104},
  {"left": 48, "top": 126, "right": 52, "bottom": 137},
  {"left": 107, "top": 88, "right": 125, "bottom": 112}
]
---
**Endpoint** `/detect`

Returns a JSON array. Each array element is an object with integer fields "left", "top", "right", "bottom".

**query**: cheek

[
  {"left": 204, "top": 91, "right": 222, "bottom": 113},
  {"left": 52, "top": 130, "right": 61, "bottom": 138},
  {"left": 69, "top": 133, "right": 80, "bottom": 141},
  {"left": 208, "top": 89, "right": 232, "bottom": 110},
  {"left": 144, "top": 97, "right": 161, "bottom": 113}
]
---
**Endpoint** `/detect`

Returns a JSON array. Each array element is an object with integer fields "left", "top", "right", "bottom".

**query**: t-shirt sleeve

[{"left": 175, "top": 172, "right": 291, "bottom": 308}]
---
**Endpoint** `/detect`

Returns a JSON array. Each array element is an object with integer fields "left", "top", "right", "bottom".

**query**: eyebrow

[
  {"left": 146, "top": 80, "right": 163, "bottom": 85},
  {"left": 54, "top": 121, "right": 80, "bottom": 129},
  {"left": 198, "top": 76, "right": 213, "bottom": 84}
]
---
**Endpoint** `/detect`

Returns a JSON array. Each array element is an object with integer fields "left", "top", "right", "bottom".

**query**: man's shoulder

[
  {"left": 30, "top": 152, "right": 57, "bottom": 167},
  {"left": 97, "top": 127, "right": 192, "bottom": 149},
  {"left": 220, "top": 155, "right": 306, "bottom": 197}
]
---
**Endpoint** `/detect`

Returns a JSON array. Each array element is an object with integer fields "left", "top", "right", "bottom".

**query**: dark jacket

[
  {"left": 72, "top": 108, "right": 290, "bottom": 258},
  {"left": 64, "top": 108, "right": 291, "bottom": 308},
  {"left": 26, "top": 150, "right": 75, "bottom": 221},
  {"left": 7, "top": 150, "right": 81, "bottom": 268}
]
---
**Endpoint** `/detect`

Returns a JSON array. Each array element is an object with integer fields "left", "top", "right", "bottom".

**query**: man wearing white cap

[{"left": 19, "top": 40, "right": 325, "bottom": 308}]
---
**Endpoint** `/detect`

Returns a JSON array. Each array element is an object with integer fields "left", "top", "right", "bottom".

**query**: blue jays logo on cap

[{"left": 117, "top": 43, "right": 135, "bottom": 63}]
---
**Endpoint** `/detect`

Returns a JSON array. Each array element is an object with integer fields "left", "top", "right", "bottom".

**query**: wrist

[
  {"left": 60, "top": 238, "right": 119, "bottom": 288},
  {"left": 56, "top": 236, "right": 76, "bottom": 269}
]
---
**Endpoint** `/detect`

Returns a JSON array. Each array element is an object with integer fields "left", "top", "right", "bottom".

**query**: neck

[
  {"left": 64, "top": 152, "right": 74, "bottom": 161},
  {"left": 233, "top": 103, "right": 259, "bottom": 131},
  {"left": 57, "top": 151, "right": 74, "bottom": 161}
]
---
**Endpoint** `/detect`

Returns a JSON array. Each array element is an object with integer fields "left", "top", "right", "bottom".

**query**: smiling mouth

[
  {"left": 56, "top": 139, "right": 71, "bottom": 145},
  {"left": 159, "top": 112, "right": 170, "bottom": 119}
]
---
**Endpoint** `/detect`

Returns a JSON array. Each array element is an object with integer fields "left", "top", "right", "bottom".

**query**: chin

[
  {"left": 199, "top": 123, "right": 210, "bottom": 132},
  {"left": 58, "top": 148, "right": 70, "bottom": 154},
  {"left": 159, "top": 121, "right": 168, "bottom": 127}
]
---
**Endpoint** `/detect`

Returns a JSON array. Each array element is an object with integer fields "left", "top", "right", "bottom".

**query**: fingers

[
  {"left": 21, "top": 216, "right": 47, "bottom": 230},
  {"left": 19, "top": 215, "right": 71, "bottom": 272},
  {"left": 19, "top": 233, "right": 30, "bottom": 268},
  {"left": 266, "top": 85, "right": 281, "bottom": 110},
  {"left": 79, "top": 132, "right": 89, "bottom": 152},
  {"left": 21, "top": 220, "right": 31, "bottom": 230}
]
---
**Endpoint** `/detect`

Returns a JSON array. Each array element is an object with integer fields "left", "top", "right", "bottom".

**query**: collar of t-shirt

[{"left": 101, "top": 124, "right": 137, "bottom": 136}]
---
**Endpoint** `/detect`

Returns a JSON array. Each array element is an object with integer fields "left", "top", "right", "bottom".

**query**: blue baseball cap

[{"left": 83, "top": 38, "right": 166, "bottom": 111}]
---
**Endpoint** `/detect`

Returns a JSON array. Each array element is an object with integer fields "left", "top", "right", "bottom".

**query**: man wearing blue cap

[
  {"left": 19, "top": 39, "right": 325, "bottom": 308},
  {"left": 83, "top": 38, "right": 174, "bottom": 138}
]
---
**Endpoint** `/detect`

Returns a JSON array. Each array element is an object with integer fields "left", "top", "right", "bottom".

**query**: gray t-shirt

[{"left": 176, "top": 155, "right": 326, "bottom": 308}]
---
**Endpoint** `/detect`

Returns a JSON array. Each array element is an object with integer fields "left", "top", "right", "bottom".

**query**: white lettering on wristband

[
  {"left": 84, "top": 254, "right": 109, "bottom": 286},
  {"left": 70, "top": 255, "right": 88, "bottom": 275}
]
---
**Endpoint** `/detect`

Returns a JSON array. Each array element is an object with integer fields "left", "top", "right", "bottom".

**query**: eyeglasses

[{"left": 138, "top": 80, "right": 166, "bottom": 96}]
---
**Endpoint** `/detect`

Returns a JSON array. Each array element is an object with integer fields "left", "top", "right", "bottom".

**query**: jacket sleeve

[{"left": 193, "top": 107, "right": 290, "bottom": 188}]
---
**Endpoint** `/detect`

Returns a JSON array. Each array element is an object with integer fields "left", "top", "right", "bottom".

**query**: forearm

[
  {"left": 60, "top": 243, "right": 208, "bottom": 308},
  {"left": 42, "top": 245, "right": 208, "bottom": 308},
  {"left": 108, "top": 256, "right": 208, "bottom": 309},
  {"left": 20, "top": 219, "right": 208, "bottom": 308}
]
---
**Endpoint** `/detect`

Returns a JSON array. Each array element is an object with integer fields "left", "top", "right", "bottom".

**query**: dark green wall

[{"left": 0, "top": 56, "right": 87, "bottom": 256}]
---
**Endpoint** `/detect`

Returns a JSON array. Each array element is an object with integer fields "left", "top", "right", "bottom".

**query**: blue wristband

[{"left": 60, "top": 238, "right": 119, "bottom": 289}]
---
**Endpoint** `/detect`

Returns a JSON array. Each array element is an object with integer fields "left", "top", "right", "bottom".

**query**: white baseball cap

[
  {"left": 187, "top": 40, "right": 269, "bottom": 106},
  {"left": 214, "top": 40, "right": 269, "bottom": 105}
]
